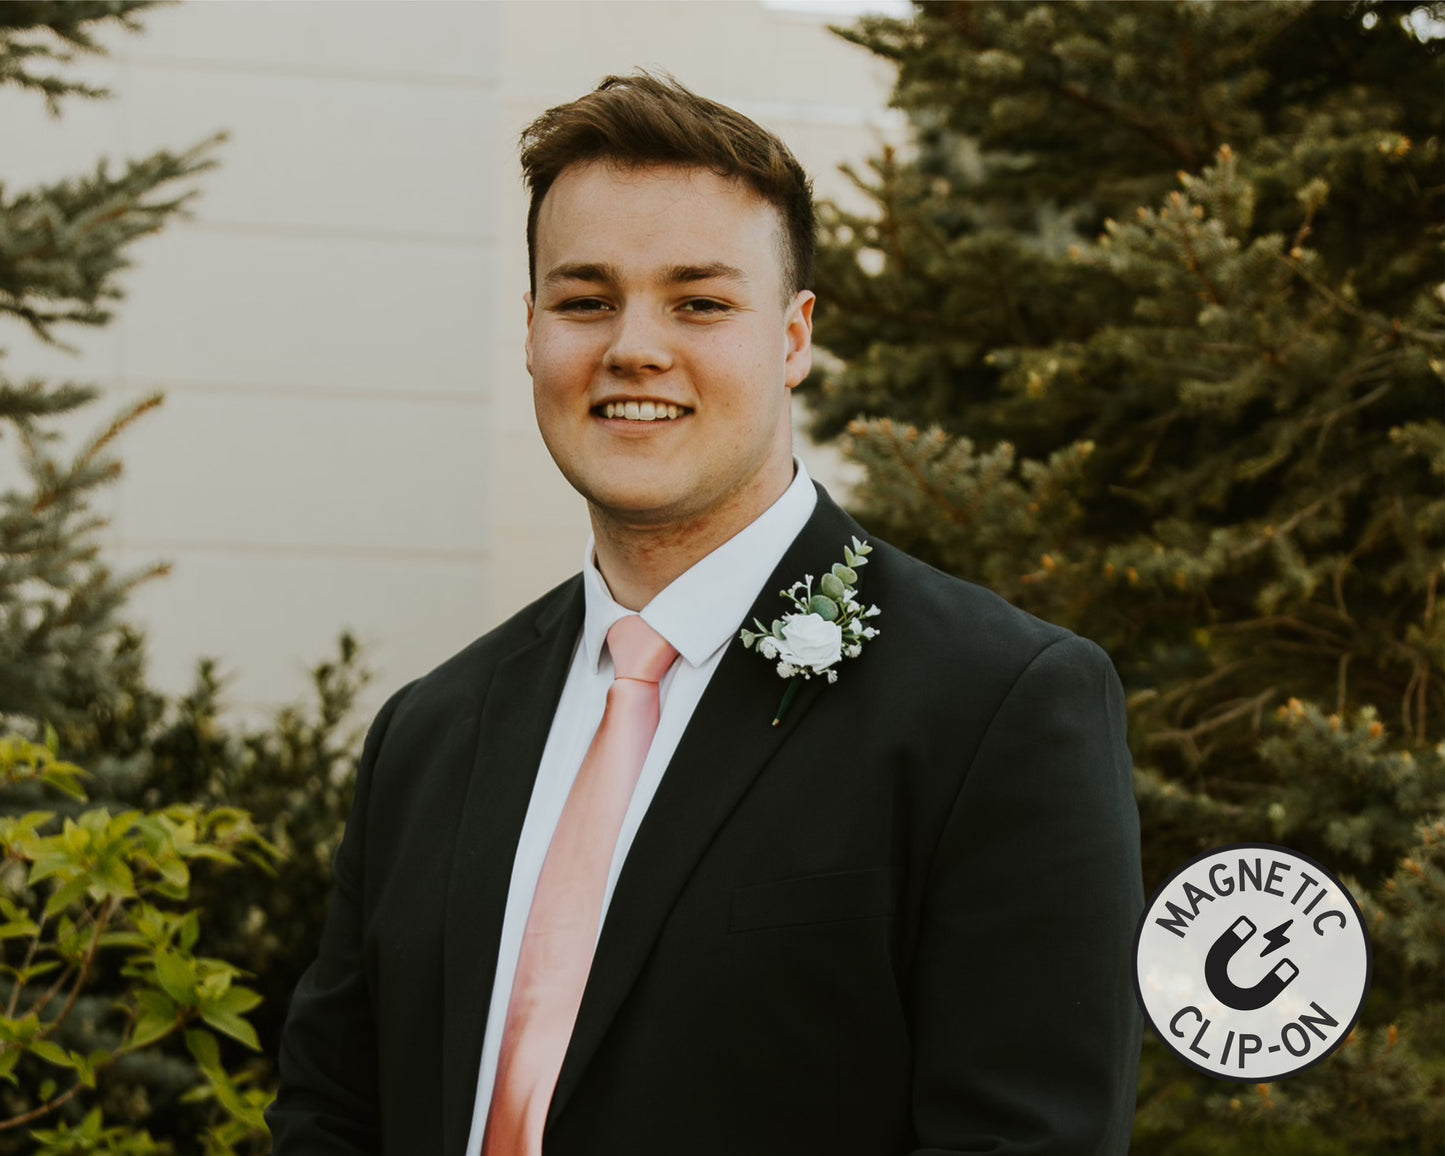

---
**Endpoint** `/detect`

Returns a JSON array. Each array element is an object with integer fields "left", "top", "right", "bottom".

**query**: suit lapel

[
  {"left": 441, "top": 578, "right": 584, "bottom": 1156},
  {"left": 547, "top": 486, "right": 864, "bottom": 1126}
]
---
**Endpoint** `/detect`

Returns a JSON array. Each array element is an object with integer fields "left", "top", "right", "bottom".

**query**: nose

[{"left": 604, "top": 304, "right": 673, "bottom": 377}]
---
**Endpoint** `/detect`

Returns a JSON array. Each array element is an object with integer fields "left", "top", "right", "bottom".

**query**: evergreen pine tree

[
  {"left": 811, "top": 2, "right": 1444, "bottom": 1152},
  {"left": 1, "top": 1, "right": 218, "bottom": 732},
  {"left": 2, "top": 4, "right": 372, "bottom": 1145}
]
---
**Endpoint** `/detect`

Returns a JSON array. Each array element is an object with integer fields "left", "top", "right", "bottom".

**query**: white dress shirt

[{"left": 464, "top": 460, "right": 818, "bottom": 1152}]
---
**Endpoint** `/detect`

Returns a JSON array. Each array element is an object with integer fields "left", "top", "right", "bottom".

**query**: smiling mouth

[{"left": 592, "top": 400, "right": 692, "bottom": 422}]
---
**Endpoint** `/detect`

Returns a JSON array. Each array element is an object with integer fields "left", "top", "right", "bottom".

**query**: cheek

[
  {"left": 707, "top": 328, "right": 785, "bottom": 396},
  {"left": 532, "top": 325, "right": 599, "bottom": 380},
  {"left": 531, "top": 338, "right": 582, "bottom": 406}
]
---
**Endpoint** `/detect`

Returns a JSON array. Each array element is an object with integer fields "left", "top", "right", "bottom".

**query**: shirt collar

[{"left": 581, "top": 458, "right": 818, "bottom": 672}]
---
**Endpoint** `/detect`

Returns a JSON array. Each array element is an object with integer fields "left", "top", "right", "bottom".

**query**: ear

[
  {"left": 783, "top": 290, "right": 815, "bottom": 390},
  {"left": 524, "top": 291, "right": 535, "bottom": 376}
]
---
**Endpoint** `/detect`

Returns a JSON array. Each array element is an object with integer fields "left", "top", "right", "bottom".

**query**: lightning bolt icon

[{"left": 1260, "top": 918, "right": 1294, "bottom": 957}]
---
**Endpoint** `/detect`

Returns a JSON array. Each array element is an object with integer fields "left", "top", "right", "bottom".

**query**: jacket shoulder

[
  {"left": 867, "top": 538, "right": 1082, "bottom": 667},
  {"left": 856, "top": 535, "right": 1123, "bottom": 734},
  {"left": 379, "top": 573, "right": 583, "bottom": 731}
]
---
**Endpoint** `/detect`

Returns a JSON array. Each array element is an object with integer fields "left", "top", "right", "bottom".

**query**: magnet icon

[{"left": 1203, "top": 915, "right": 1298, "bottom": 1011}]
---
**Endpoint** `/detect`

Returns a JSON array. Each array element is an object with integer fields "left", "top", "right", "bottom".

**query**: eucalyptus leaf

[{"left": 808, "top": 595, "right": 840, "bottom": 621}]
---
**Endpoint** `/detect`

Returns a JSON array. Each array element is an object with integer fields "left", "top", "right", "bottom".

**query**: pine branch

[
  {"left": 0, "top": 136, "right": 225, "bottom": 346},
  {"left": 0, "top": 2, "right": 162, "bottom": 112},
  {"left": 1277, "top": 249, "right": 1445, "bottom": 349}
]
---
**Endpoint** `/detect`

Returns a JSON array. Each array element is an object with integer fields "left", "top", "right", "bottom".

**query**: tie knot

[{"left": 606, "top": 615, "right": 677, "bottom": 684}]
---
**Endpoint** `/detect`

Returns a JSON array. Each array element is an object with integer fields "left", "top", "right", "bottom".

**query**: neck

[{"left": 590, "top": 461, "right": 795, "bottom": 611}]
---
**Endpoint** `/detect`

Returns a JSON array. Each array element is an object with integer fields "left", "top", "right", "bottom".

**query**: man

[{"left": 268, "top": 72, "right": 1143, "bottom": 1156}]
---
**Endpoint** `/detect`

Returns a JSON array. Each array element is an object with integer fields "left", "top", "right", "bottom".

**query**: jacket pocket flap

[{"left": 729, "top": 866, "right": 896, "bottom": 933}]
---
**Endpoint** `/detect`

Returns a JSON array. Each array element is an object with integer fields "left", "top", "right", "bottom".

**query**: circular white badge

[{"left": 1134, "top": 843, "right": 1371, "bottom": 1082}]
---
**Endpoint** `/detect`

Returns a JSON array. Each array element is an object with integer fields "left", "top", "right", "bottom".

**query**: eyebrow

[{"left": 542, "top": 261, "right": 750, "bottom": 289}]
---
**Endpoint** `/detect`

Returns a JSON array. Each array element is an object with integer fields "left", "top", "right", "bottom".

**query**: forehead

[{"left": 535, "top": 162, "right": 785, "bottom": 285}]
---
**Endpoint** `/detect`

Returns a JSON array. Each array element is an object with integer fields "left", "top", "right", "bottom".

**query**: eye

[
  {"left": 680, "top": 298, "right": 731, "bottom": 315},
  {"left": 557, "top": 297, "right": 612, "bottom": 314}
]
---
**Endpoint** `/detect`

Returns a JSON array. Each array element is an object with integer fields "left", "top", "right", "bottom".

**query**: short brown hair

[{"left": 519, "top": 70, "right": 815, "bottom": 301}]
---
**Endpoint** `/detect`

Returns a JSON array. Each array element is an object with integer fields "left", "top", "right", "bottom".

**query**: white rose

[{"left": 775, "top": 613, "right": 843, "bottom": 671}]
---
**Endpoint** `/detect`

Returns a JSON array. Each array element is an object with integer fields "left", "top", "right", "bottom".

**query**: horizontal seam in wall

[
  {"left": 178, "top": 220, "right": 497, "bottom": 249},
  {"left": 116, "top": 539, "right": 491, "bottom": 563},
  {"left": 97, "top": 380, "right": 492, "bottom": 405},
  {"left": 117, "top": 53, "right": 501, "bottom": 91}
]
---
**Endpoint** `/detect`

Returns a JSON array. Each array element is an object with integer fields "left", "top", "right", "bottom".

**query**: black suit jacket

[{"left": 268, "top": 485, "right": 1143, "bottom": 1155}]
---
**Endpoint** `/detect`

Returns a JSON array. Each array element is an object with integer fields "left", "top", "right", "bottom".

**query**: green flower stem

[{"left": 772, "top": 680, "right": 801, "bottom": 727}]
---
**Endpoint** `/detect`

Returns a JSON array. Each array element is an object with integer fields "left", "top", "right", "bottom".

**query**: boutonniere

[{"left": 739, "top": 536, "right": 881, "bottom": 726}]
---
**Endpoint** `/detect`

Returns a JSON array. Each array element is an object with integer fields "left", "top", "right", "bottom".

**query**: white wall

[{"left": 2, "top": 0, "right": 901, "bottom": 722}]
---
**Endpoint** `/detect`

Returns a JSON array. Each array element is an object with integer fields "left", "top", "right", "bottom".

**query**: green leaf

[
  {"left": 29, "top": 851, "right": 76, "bottom": 886},
  {"left": 178, "top": 910, "right": 200, "bottom": 953},
  {"left": 154, "top": 950, "right": 197, "bottom": 1005},
  {"left": 71, "top": 1050, "right": 101, "bottom": 1088},
  {"left": 42, "top": 875, "right": 90, "bottom": 920},
  {"left": 0, "top": 1013, "right": 41, "bottom": 1046},
  {"left": 185, "top": 1027, "right": 222, "bottom": 1073},
  {"left": 99, "top": 930, "right": 149, "bottom": 949},
  {"left": 80, "top": 1106, "right": 103, "bottom": 1139},
  {"left": 207, "top": 984, "right": 262, "bottom": 1016},
  {"left": 820, "top": 572, "right": 846, "bottom": 600},
  {"left": 130, "top": 990, "right": 179, "bottom": 1049},
  {"left": 28, "top": 1039, "right": 74, "bottom": 1068},
  {"left": 831, "top": 563, "right": 857, "bottom": 586},
  {"left": 808, "top": 595, "right": 840, "bottom": 621},
  {"left": 182, "top": 845, "right": 241, "bottom": 865},
  {"left": 15, "top": 960, "right": 62, "bottom": 984},
  {"left": 92, "top": 855, "right": 137, "bottom": 898},
  {"left": 200, "top": 1004, "right": 261, "bottom": 1051},
  {"left": 40, "top": 766, "right": 88, "bottom": 801}
]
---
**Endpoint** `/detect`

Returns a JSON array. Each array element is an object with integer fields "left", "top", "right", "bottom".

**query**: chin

[
  {"left": 587, "top": 490, "right": 689, "bottom": 527},
  {"left": 573, "top": 461, "right": 687, "bottom": 508}
]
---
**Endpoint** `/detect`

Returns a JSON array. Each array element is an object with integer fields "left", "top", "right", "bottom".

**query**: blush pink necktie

[{"left": 482, "top": 614, "right": 678, "bottom": 1156}]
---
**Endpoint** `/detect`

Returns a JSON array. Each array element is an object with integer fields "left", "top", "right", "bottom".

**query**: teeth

[{"left": 601, "top": 401, "right": 687, "bottom": 421}]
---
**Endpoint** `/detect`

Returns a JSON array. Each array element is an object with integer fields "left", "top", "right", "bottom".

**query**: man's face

[{"left": 526, "top": 162, "right": 814, "bottom": 539}]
